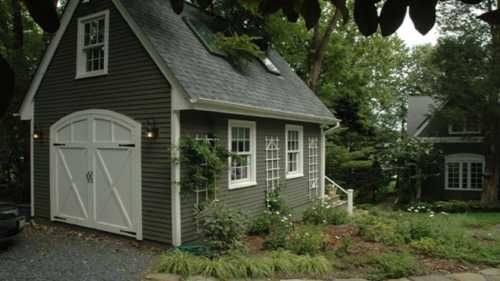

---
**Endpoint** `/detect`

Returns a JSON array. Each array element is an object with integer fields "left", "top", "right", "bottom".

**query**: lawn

[{"left": 152, "top": 201, "right": 500, "bottom": 281}]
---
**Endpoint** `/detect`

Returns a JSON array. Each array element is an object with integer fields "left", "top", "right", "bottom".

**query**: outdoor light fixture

[
  {"left": 33, "top": 127, "right": 43, "bottom": 140},
  {"left": 145, "top": 120, "right": 159, "bottom": 139}
]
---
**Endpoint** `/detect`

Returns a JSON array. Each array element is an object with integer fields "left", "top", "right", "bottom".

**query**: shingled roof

[{"left": 119, "top": 0, "right": 336, "bottom": 123}]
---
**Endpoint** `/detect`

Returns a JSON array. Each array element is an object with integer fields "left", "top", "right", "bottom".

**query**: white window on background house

[
  {"left": 285, "top": 125, "right": 303, "bottom": 179},
  {"left": 308, "top": 137, "right": 320, "bottom": 199},
  {"left": 445, "top": 154, "right": 485, "bottom": 191},
  {"left": 449, "top": 116, "right": 481, "bottom": 134},
  {"left": 228, "top": 120, "right": 256, "bottom": 189},
  {"left": 76, "top": 10, "right": 109, "bottom": 79}
]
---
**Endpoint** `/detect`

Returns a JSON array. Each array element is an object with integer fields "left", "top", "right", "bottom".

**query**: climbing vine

[{"left": 178, "top": 136, "right": 231, "bottom": 196}]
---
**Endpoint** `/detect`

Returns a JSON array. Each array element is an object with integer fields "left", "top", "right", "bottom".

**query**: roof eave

[{"left": 192, "top": 98, "right": 338, "bottom": 125}]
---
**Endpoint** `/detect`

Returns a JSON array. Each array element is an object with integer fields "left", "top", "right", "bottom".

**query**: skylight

[{"left": 184, "top": 16, "right": 281, "bottom": 75}]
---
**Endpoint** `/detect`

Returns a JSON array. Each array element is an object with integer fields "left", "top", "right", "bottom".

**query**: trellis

[
  {"left": 308, "top": 137, "right": 320, "bottom": 200},
  {"left": 193, "top": 134, "right": 219, "bottom": 209},
  {"left": 265, "top": 136, "right": 280, "bottom": 193}
]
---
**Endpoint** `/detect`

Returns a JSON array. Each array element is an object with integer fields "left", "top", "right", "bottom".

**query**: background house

[
  {"left": 408, "top": 95, "right": 499, "bottom": 201},
  {"left": 18, "top": 0, "right": 338, "bottom": 246}
]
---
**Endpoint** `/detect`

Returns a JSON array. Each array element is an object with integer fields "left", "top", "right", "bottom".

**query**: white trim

[
  {"left": 193, "top": 98, "right": 337, "bottom": 125},
  {"left": 171, "top": 110, "right": 182, "bottom": 246},
  {"left": 228, "top": 120, "right": 257, "bottom": 190},
  {"left": 285, "top": 124, "right": 304, "bottom": 179},
  {"left": 444, "top": 153, "right": 485, "bottom": 191},
  {"left": 49, "top": 109, "right": 143, "bottom": 240},
  {"left": 419, "top": 137, "right": 484, "bottom": 143},
  {"left": 75, "top": 10, "right": 110, "bottom": 79},
  {"left": 308, "top": 137, "right": 320, "bottom": 200},
  {"left": 30, "top": 114, "right": 35, "bottom": 217},
  {"left": 19, "top": 0, "right": 79, "bottom": 120},
  {"left": 413, "top": 118, "right": 430, "bottom": 137}
]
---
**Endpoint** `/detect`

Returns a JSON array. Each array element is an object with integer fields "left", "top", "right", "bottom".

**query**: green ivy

[
  {"left": 178, "top": 136, "right": 230, "bottom": 195},
  {"left": 213, "top": 33, "right": 264, "bottom": 70}
]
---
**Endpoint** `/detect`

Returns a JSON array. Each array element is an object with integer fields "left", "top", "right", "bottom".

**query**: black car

[{"left": 0, "top": 202, "right": 26, "bottom": 243}]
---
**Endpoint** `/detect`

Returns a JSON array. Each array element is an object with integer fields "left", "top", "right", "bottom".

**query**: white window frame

[
  {"left": 228, "top": 120, "right": 257, "bottom": 189},
  {"left": 445, "top": 153, "right": 485, "bottom": 191},
  {"left": 448, "top": 116, "right": 481, "bottom": 135},
  {"left": 285, "top": 124, "right": 304, "bottom": 179},
  {"left": 76, "top": 10, "right": 110, "bottom": 79}
]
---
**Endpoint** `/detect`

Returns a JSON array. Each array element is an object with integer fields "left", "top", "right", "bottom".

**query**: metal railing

[{"left": 325, "top": 176, "right": 354, "bottom": 215}]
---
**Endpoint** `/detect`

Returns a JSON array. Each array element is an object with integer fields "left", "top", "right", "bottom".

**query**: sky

[{"left": 396, "top": 12, "right": 439, "bottom": 47}]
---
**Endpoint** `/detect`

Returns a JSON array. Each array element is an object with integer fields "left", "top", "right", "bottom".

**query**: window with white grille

[
  {"left": 228, "top": 120, "right": 257, "bottom": 189},
  {"left": 445, "top": 154, "right": 484, "bottom": 190},
  {"left": 265, "top": 137, "right": 280, "bottom": 193},
  {"left": 76, "top": 10, "right": 109, "bottom": 79},
  {"left": 308, "top": 137, "right": 320, "bottom": 199},
  {"left": 285, "top": 125, "right": 303, "bottom": 179}
]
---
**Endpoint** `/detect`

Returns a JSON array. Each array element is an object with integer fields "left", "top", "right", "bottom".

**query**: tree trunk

[
  {"left": 481, "top": 2, "right": 500, "bottom": 203},
  {"left": 306, "top": 9, "right": 341, "bottom": 92}
]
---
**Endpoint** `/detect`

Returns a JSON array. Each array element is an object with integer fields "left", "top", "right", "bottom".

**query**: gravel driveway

[{"left": 0, "top": 221, "right": 164, "bottom": 281}]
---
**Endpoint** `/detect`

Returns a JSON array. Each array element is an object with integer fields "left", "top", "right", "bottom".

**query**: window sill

[
  {"left": 75, "top": 70, "right": 108, "bottom": 80},
  {"left": 286, "top": 173, "right": 304, "bottom": 180},
  {"left": 229, "top": 180, "right": 257, "bottom": 190},
  {"left": 444, "top": 188, "right": 483, "bottom": 192}
]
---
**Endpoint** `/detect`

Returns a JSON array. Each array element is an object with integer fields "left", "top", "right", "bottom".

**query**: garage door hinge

[
  {"left": 120, "top": 230, "right": 136, "bottom": 235},
  {"left": 118, "top": 144, "right": 135, "bottom": 147},
  {"left": 53, "top": 216, "right": 67, "bottom": 221},
  {"left": 53, "top": 143, "right": 66, "bottom": 146}
]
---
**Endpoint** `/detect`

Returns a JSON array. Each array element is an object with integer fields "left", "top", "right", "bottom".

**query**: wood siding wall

[
  {"left": 33, "top": 0, "right": 172, "bottom": 243},
  {"left": 180, "top": 110, "right": 321, "bottom": 242}
]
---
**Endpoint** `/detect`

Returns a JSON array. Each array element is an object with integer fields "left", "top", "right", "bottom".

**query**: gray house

[
  {"left": 18, "top": 0, "right": 338, "bottom": 245},
  {"left": 408, "top": 96, "right": 497, "bottom": 201}
]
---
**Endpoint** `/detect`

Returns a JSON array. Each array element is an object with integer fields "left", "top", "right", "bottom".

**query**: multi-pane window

[
  {"left": 228, "top": 120, "right": 256, "bottom": 189},
  {"left": 285, "top": 125, "right": 303, "bottom": 178},
  {"left": 265, "top": 137, "right": 280, "bottom": 193},
  {"left": 77, "top": 11, "right": 109, "bottom": 78},
  {"left": 449, "top": 116, "right": 481, "bottom": 134},
  {"left": 308, "top": 138, "right": 319, "bottom": 200},
  {"left": 445, "top": 154, "right": 484, "bottom": 190}
]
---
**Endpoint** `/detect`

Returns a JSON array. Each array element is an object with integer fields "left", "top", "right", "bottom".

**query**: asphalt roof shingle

[{"left": 119, "top": 0, "right": 336, "bottom": 122}]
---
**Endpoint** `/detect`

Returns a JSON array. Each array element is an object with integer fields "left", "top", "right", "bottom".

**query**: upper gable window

[
  {"left": 76, "top": 10, "right": 109, "bottom": 79},
  {"left": 449, "top": 116, "right": 481, "bottom": 135}
]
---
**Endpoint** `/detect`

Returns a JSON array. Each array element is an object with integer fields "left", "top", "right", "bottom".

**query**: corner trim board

[{"left": 171, "top": 110, "right": 182, "bottom": 246}]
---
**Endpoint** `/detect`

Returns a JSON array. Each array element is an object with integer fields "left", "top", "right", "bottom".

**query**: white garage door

[{"left": 50, "top": 110, "right": 142, "bottom": 239}]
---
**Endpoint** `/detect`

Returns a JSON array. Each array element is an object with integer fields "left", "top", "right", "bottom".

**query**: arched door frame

[{"left": 49, "top": 109, "right": 142, "bottom": 240}]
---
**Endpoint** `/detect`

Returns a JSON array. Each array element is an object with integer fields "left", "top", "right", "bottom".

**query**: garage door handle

[{"left": 86, "top": 171, "right": 93, "bottom": 183}]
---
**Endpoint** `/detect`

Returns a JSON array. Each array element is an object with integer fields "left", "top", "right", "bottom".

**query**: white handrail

[
  {"left": 325, "top": 176, "right": 354, "bottom": 216},
  {"left": 325, "top": 176, "right": 348, "bottom": 194}
]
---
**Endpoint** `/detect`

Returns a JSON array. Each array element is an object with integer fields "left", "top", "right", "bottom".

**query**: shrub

[
  {"left": 249, "top": 189, "right": 292, "bottom": 236},
  {"left": 196, "top": 201, "right": 247, "bottom": 255},
  {"left": 404, "top": 200, "right": 500, "bottom": 214},
  {"left": 337, "top": 235, "right": 353, "bottom": 256},
  {"left": 263, "top": 217, "right": 292, "bottom": 250},
  {"left": 266, "top": 189, "right": 291, "bottom": 214},
  {"left": 303, "top": 201, "right": 349, "bottom": 225},
  {"left": 248, "top": 212, "right": 273, "bottom": 235},
  {"left": 396, "top": 217, "right": 434, "bottom": 242},
  {"left": 371, "top": 252, "right": 424, "bottom": 280},
  {"left": 410, "top": 237, "right": 440, "bottom": 255},
  {"left": 355, "top": 214, "right": 405, "bottom": 245},
  {"left": 287, "top": 225, "right": 328, "bottom": 255},
  {"left": 155, "top": 250, "right": 333, "bottom": 279}
]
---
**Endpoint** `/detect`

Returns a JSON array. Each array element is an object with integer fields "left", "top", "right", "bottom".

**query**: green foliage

[
  {"left": 370, "top": 252, "right": 424, "bottom": 281},
  {"left": 155, "top": 250, "right": 333, "bottom": 279},
  {"left": 195, "top": 201, "right": 248, "bottom": 255},
  {"left": 302, "top": 201, "right": 349, "bottom": 225},
  {"left": 179, "top": 136, "right": 230, "bottom": 195},
  {"left": 287, "top": 225, "right": 328, "bottom": 255},
  {"left": 405, "top": 200, "right": 500, "bottom": 214},
  {"left": 266, "top": 188, "right": 290, "bottom": 214},
  {"left": 213, "top": 33, "right": 264, "bottom": 70},
  {"left": 262, "top": 215, "right": 293, "bottom": 250}
]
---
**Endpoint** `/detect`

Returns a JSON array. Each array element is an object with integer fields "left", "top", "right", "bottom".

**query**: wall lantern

[
  {"left": 145, "top": 120, "right": 159, "bottom": 139},
  {"left": 33, "top": 127, "right": 43, "bottom": 140}
]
